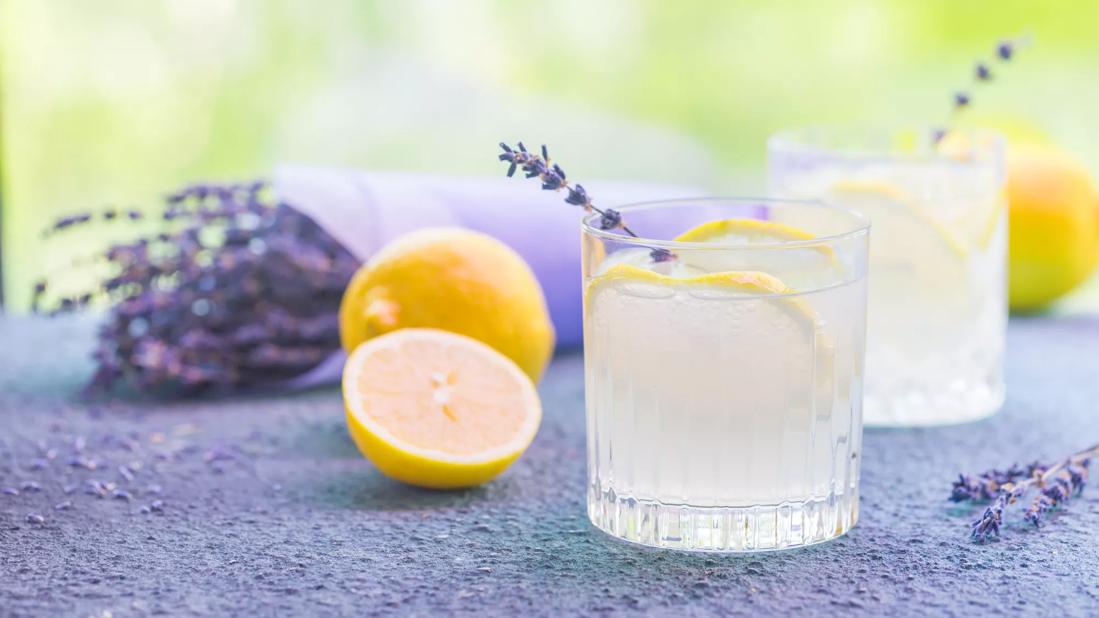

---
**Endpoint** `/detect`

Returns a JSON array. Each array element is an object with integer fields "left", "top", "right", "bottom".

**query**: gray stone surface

[{"left": 1, "top": 314, "right": 1098, "bottom": 617}]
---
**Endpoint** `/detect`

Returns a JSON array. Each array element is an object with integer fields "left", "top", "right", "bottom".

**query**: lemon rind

[{"left": 674, "top": 218, "right": 837, "bottom": 260}]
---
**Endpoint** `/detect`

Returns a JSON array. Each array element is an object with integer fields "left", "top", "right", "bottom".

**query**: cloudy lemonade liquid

[
  {"left": 581, "top": 200, "right": 869, "bottom": 551},
  {"left": 768, "top": 130, "right": 1007, "bottom": 427}
]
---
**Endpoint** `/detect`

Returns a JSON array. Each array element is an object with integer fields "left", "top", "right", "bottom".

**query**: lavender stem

[
  {"left": 935, "top": 34, "right": 1030, "bottom": 142},
  {"left": 498, "top": 142, "right": 671, "bottom": 262},
  {"left": 957, "top": 441, "right": 1096, "bottom": 542}
]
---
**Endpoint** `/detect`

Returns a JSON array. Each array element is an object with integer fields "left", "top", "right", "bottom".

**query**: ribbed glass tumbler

[
  {"left": 768, "top": 127, "right": 1007, "bottom": 427},
  {"left": 581, "top": 198, "right": 870, "bottom": 551}
]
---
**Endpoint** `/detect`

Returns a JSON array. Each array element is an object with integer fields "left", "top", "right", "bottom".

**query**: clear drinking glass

[
  {"left": 768, "top": 128, "right": 1007, "bottom": 427},
  {"left": 582, "top": 198, "right": 870, "bottom": 551}
]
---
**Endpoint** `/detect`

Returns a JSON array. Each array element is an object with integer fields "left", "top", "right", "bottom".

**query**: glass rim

[
  {"left": 767, "top": 124, "right": 1006, "bottom": 158},
  {"left": 580, "top": 196, "right": 871, "bottom": 250}
]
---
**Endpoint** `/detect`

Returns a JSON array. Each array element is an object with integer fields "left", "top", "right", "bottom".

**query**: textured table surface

[{"left": 1, "top": 315, "right": 1098, "bottom": 617}]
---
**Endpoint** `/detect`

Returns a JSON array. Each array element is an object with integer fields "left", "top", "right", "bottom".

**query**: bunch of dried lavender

[
  {"left": 34, "top": 181, "right": 359, "bottom": 395},
  {"left": 951, "top": 442, "right": 1097, "bottom": 542},
  {"left": 498, "top": 142, "right": 672, "bottom": 262}
]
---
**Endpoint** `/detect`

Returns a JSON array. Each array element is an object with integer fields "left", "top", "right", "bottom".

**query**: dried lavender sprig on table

[
  {"left": 952, "top": 442, "right": 1097, "bottom": 542},
  {"left": 933, "top": 34, "right": 1030, "bottom": 142},
  {"left": 950, "top": 461, "right": 1038, "bottom": 502},
  {"left": 498, "top": 142, "right": 673, "bottom": 262},
  {"left": 34, "top": 181, "right": 360, "bottom": 396}
]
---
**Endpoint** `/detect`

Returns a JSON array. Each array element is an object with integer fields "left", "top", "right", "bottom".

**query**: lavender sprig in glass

[
  {"left": 934, "top": 34, "right": 1030, "bottom": 142},
  {"left": 952, "top": 442, "right": 1097, "bottom": 542},
  {"left": 498, "top": 142, "right": 673, "bottom": 262}
]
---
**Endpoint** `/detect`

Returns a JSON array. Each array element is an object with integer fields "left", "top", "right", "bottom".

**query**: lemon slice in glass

[
  {"left": 669, "top": 218, "right": 841, "bottom": 289},
  {"left": 674, "top": 218, "right": 823, "bottom": 245},
  {"left": 828, "top": 179, "right": 969, "bottom": 257},
  {"left": 826, "top": 179, "right": 975, "bottom": 325},
  {"left": 585, "top": 262, "right": 835, "bottom": 435}
]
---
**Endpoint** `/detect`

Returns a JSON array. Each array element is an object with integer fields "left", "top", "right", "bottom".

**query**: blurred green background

[{"left": 3, "top": 0, "right": 1098, "bottom": 311}]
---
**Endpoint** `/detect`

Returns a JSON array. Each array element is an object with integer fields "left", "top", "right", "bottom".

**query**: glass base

[
  {"left": 864, "top": 380, "right": 1004, "bottom": 427},
  {"left": 588, "top": 486, "right": 859, "bottom": 552}
]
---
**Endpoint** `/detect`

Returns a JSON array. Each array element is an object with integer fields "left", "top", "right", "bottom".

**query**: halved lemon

[{"left": 342, "top": 328, "right": 542, "bottom": 489}]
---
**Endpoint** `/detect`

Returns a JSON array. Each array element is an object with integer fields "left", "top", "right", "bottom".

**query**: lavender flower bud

[
  {"left": 565, "top": 185, "right": 592, "bottom": 209},
  {"left": 497, "top": 142, "right": 519, "bottom": 178},
  {"left": 997, "top": 41, "right": 1013, "bottom": 60},
  {"left": 525, "top": 160, "right": 545, "bottom": 179},
  {"left": 599, "top": 209, "right": 623, "bottom": 231},
  {"left": 975, "top": 63, "right": 991, "bottom": 81},
  {"left": 650, "top": 248, "right": 675, "bottom": 263},
  {"left": 541, "top": 166, "right": 567, "bottom": 191}
]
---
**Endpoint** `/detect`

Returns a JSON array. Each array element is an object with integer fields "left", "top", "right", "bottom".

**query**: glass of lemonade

[
  {"left": 582, "top": 198, "right": 870, "bottom": 551},
  {"left": 768, "top": 128, "right": 1007, "bottom": 427}
]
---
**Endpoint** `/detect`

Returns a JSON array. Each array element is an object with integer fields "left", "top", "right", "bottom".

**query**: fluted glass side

[
  {"left": 768, "top": 127, "right": 1006, "bottom": 427},
  {"left": 581, "top": 199, "right": 869, "bottom": 551}
]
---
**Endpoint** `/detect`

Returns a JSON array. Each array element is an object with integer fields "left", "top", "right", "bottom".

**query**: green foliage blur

[{"left": 2, "top": 0, "right": 1098, "bottom": 310}]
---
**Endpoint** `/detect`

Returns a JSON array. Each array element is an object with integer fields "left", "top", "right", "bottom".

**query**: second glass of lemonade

[
  {"left": 582, "top": 198, "right": 869, "bottom": 551},
  {"left": 768, "top": 128, "right": 1007, "bottom": 427}
]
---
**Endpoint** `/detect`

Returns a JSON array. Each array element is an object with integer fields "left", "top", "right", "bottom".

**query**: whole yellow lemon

[
  {"left": 1007, "top": 144, "right": 1099, "bottom": 311},
  {"left": 339, "top": 228, "right": 555, "bottom": 382}
]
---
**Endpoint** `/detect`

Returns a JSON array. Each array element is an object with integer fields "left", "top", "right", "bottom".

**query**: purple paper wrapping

[
  {"left": 275, "top": 166, "right": 700, "bottom": 347},
  {"left": 272, "top": 167, "right": 698, "bottom": 388}
]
